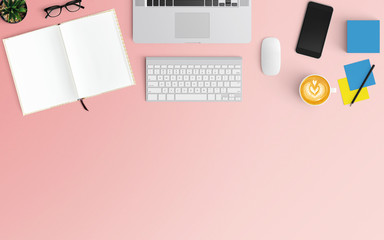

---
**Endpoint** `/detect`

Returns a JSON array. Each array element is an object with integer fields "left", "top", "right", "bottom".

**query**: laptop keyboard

[{"left": 146, "top": 0, "right": 245, "bottom": 7}]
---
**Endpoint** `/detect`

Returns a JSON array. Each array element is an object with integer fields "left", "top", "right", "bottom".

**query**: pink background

[{"left": 1, "top": 0, "right": 384, "bottom": 239}]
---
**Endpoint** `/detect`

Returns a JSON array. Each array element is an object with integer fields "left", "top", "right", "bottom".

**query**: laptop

[{"left": 133, "top": 0, "right": 252, "bottom": 43}]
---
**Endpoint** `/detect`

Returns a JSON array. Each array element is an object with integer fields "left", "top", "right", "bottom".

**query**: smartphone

[{"left": 296, "top": 2, "right": 333, "bottom": 58}]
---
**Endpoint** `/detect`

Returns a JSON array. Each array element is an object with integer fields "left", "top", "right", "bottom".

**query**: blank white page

[
  {"left": 4, "top": 26, "right": 79, "bottom": 115},
  {"left": 59, "top": 10, "right": 135, "bottom": 98}
]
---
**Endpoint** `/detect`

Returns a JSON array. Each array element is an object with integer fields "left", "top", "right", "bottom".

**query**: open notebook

[{"left": 3, "top": 9, "right": 135, "bottom": 115}]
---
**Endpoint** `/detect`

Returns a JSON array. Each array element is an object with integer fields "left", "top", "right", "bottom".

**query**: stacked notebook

[{"left": 3, "top": 9, "right": 135, "bottom": 115}]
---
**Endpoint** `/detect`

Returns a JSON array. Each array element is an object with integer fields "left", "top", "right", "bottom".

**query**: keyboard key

[
  {"left": 160, "top": 0, "right": 165, "bottom": 6},
  {"left": 174, "top": 0, "right": 205, "bottom": 6},
  {"left": 205, "top": 0, "right": 212, "bottom": 6},
  {"left": 147, "top": 94, "right": 157, "bottom": 100},
  {"left": 148, "top": 88, "right": 161, "bottom": 93},
  {"left": 167, "top": 94, "right": 175, "bottom": 100},
  {"left": 231, "top": 82, "right": 241, "bottom": 87},
  {"left": 226, "top": 0, "right": 231, "bottom": 6},
  {"left": 148, "top": 82, "right": 158, "bottom": 87},
  {"left": 159, "top": 94, "right": 166, "bottom": 100},
  {"left": 176, "top": 94, "right": 207, "bottom": 101},
  {"left": 233, "top": 69, "right": 241, "bottom": 74},
  {"left": 148, "top": 75, "right": 156, "bottom": 81},
  {"left": 213, "top": 0, "right": 218, "bottom": 6},
  {"left": 208, "top": 94, "right": 215, "bottom": 100},
  {"left": 228, "top": 88, "right": 241, "bottom": 93},
  {"left": 166, "top": 0, "right": 173, "bottom": 6},
  {"left": 153, "top": 0, "right": 159, "bottom": 5}
]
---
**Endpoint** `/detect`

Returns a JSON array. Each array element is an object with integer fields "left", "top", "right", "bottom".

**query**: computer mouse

[{"left": 261, "top": 37, "right": 281, "bottom": 76}]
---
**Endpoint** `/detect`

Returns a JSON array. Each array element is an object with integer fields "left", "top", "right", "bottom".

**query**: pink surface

[{"left": 1, "top": 0, "right": 384, "bottom": 239}]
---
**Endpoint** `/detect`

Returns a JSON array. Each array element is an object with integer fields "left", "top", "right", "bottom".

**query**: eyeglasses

[{"left": 44, "top": 0, "right": 85, "bottom": 19}]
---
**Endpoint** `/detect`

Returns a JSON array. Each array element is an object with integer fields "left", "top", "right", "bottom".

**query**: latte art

[{"left": 300, "top": 75, "right": 331, "bottom": 105}]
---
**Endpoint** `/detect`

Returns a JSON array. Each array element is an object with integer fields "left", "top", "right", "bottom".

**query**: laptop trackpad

[{"left": 175, "top": 13, "right": 210, "bottom": 38}]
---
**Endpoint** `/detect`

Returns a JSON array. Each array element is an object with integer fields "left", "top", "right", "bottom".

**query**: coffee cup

[{"left": 299, "top": 74, "right": 336, "bottom": 106}]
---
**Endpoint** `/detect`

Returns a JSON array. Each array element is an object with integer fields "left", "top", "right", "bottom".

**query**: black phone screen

[{"left": 296, "top": 2, "right": 333, "bottom": 58}]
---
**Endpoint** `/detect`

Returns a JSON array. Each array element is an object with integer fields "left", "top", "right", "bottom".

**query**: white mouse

[{"left": 261, "top": 37, "right": 281, "bottom": 76}]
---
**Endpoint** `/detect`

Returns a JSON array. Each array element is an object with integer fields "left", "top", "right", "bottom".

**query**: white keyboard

[{"left": 146, "top": 57, "right": 242, "bottom": 102}]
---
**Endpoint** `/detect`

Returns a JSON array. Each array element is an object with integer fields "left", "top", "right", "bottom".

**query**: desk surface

[{"left": 1, "top": 0, "right": 384, "bottom": 239}]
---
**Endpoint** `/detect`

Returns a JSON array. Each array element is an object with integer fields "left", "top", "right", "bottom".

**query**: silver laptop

[{"left": 133, "top": 0, "right": 252, "bottom": 43}]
